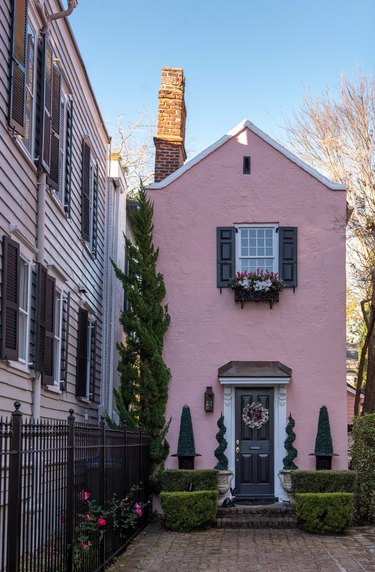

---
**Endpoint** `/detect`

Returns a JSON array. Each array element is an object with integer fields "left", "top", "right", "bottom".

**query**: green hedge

[
  {"left": 160, "top": 490, "right": 218, "bottom": 531},
  {"left": 291, "top": 470, "right": 356, "bottom": 493},
  {"left": 295, "top": 493, "right": 353, "bottom": 533},
  {"left": 160, "top": 470, "right": 218, "bottom": 492},
  {"left": 351, "top": 414, "right": 375, "bottom": 524}
]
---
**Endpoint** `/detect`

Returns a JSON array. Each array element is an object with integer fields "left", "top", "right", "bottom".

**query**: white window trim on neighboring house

[
  {"left": 53, "top": 288, "right": 62, "bottom": 388},
  {"left": 235, "top": 223, "right": 279, "bottom": 274},
  {"left": 18, "top": 257, "right": 32, "bottom": 364}
]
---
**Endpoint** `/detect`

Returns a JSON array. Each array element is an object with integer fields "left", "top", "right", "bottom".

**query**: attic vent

[{"left": 243, "top": 156, "right": 251, "bottom": 174}]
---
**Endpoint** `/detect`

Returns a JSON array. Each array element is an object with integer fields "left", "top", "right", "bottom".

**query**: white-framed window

[
  {"left": 22, "top": 21, "right": 36, "bottom": 156},
  {"left": 53, "top": 289, "right": 62, "bottom": 386},
  {"left": 18, "top": 258, "right": 32, "bottom": 363},
  {"left": 235, "top": 224, "right": 279, "bottom": 273}
]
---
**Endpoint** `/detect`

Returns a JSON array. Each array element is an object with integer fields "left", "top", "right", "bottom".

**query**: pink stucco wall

[{"left": 148, "top": 126, "right": 347, "bottom": 471}]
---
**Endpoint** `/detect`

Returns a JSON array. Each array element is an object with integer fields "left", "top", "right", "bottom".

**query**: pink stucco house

[{"left": 148, "top": 68, "right": 347, "bottom": 502}]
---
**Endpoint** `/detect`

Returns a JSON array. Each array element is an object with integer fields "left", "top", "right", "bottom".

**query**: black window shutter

[
  {"left": 217, "top": 227, "right": 235, "bottom": 288},
  {"left": 279, "top": 227, "right": 298, "bottom": 288},
  {"left": 91, "top": 164, "right": 99, "bottom": 256},
  {"left": 40, "top": 34, "right": 53, "bottom": 173},
  {"left": 35, "top": 263, "right": 47, "bottom": 372},
  {"left": 76, "top": 307, "right": 88, "bottom": 397},
  {"left": 60, "top": 292, "right": 70, "bottom": 391},
  {"left": 64, "top": 99, "right": 73, "bottom": 216},
  {"left": 81, "top": 139, "right": 91, "bottom": 241},
  {"left": 42, "top": 274, "right": 55, "bottom": 385},
  {"left": 9, "top": 0, "right": 28, "bottom": 136},
  {"left": 47, "top": 64, "right": 61, "bottom": 190},
  {"left": 89, "top": 321, "right": 96, "bottom": 402},
  {"left": 1, "top": 236, "right": 20, "bottom": 361}
]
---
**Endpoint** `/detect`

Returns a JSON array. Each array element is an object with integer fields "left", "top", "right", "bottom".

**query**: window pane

[
  {"left": 248, "top": 230, "right": 256, "bottom": 238},
  {"left": 258, "top": 248, "right": 264, "bottom": 256},
  {"left": 257, "top": 229, "right": 264, "bottom": 238},
  {"left": 19, "top": 261, "right": 29, "bottom": 311},
  {"left": 266, "top": 248, "right": 273, "bottom": 256},
  {"left": 265, "top": 229, "right": 273, "bottom": 238},
  {"left": 19, "top": 312, "right": 27, "bottom": 362}
]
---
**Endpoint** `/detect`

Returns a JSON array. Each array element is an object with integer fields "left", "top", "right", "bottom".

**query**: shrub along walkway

[{"left": 110, "top": 521, "right": 375, "bottom": 571}]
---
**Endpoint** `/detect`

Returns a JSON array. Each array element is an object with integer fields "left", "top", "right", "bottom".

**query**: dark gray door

[{"left": 235, "top": 388, "right": 274, "bottom": 498}]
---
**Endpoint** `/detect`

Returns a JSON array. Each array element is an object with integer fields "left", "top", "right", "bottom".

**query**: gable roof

[{"left": 147, "top": 119, "right": 346, "bottom": 191}]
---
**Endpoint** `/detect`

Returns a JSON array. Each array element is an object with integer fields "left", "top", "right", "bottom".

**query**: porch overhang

[{"left": 218, "top": 361, "right": 291, "bottom": 386}]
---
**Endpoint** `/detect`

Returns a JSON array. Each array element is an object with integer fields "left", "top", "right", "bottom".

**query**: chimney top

[{"left": 154, "top": 67, "right": 187, "bottom": 183}]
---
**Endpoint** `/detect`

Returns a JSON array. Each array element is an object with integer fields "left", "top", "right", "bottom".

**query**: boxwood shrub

[
  {"left": 295, "top": 493, "right": 353, "bottom": 533},
  {"left": 351, "top": 413, "right": 375, "bottom": 524},
  {"left": 160, "top": 469, "right": 218, "bottom": 492},
  {"left": 291, "top": 470, "right": 356, "bottom": 493},
  {"left": 160, "top": 490, "right": 218, "bottom": 531}
]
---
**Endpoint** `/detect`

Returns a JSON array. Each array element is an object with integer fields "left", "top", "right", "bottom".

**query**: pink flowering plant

[
  {"left": 229, "top": 270, "right": 284, "bottom": 293},
  {"left": 71, "top": 485, "right": 145, "bottom": 569}
]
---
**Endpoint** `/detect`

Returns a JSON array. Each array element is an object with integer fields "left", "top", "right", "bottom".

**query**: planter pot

[
  {"left": 178, "top": 456, "right": 195, "bottom": 470},
  {"left": 217, "top": 470, "right": 233, "bottom": 505},
  {"left": 234, "top": 289, "right": 280, "bottom": 309},
  {"left": 315, "top": 455, "right": 333, "bottom": 470},
  {"left": 278, "top": 470, "right": 295, "bottom": 503}
]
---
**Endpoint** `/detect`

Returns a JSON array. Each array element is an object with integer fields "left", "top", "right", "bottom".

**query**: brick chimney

[{"left": 154, "top": 67, "right": 187, "bottom": 182}]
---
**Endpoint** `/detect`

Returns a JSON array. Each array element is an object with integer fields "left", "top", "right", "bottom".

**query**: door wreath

[{"left": 242, "top": 402, "right": 269, "bottom": 429}]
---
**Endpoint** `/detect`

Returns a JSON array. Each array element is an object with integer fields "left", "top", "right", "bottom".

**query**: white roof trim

[
  {"left": 147, "top": 119, "right": 346, "bottom": 191},
  {"left": 218, "top": 376, "right": 290, "bottom": 386}
]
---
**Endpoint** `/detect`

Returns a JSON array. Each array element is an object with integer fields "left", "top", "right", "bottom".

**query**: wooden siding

[{"left": 0, "top": 0, "right": 110, "bottom": 422}]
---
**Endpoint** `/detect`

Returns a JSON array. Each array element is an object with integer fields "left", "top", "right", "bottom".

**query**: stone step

[{"left": 215, "top": 502, "right": 297, "bottom": 529}]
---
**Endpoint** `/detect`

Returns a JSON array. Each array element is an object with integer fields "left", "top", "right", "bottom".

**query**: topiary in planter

[
  {"left": 214, "top": 414, "right": 228, "bottom": 470},
  {"left": 282, "top": 413, "right": 298, "bottom": 470},
  {"left": 176, "top": 405, "right": 197, "bottom": 469},
  {"left": 314, "top": 406, "right": 334, "bottom": 470}
]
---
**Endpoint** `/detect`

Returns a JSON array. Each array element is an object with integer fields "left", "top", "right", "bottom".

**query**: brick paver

[{"left": 110, "top": 523, "right": 375, "bottom": 572}]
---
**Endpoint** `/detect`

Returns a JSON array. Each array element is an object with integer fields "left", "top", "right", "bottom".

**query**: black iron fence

[{"left": 0, "top": 402, "right": 150, "bottom": 572}]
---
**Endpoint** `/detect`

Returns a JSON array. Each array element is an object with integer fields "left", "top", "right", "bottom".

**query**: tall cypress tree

[{"left": 112, "top": 182, "right": 171, "bottom": 476}]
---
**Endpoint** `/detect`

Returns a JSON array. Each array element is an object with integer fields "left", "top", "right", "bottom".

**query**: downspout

[
  {"left": 32, "top": 1, "right": 77, "bottom": 418},
  {"left": 33, "top": 173, "right": 47, "bottom": 419},
  {"left": 108, "top": 183, "right": 120, "bottom": 417},
  {"left": 35, "top": 0, "right": 78, "bottom": 34}
]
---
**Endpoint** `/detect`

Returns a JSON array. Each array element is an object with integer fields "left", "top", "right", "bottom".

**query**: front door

[{"left": 235, "top": 388, "right": 274, "bottom": 498}]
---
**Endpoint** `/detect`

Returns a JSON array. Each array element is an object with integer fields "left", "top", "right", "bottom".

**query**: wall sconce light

[{"left": 204, "top": 386, "right": 214, "bottom": 412}]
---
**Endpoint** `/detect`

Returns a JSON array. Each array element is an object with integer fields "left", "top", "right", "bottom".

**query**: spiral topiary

[
  {"left": 214, "top": 414, "right": 229, "bottom": 470},
  {"left": 282, "top": 413, "right": 298, "bottom": 470}
]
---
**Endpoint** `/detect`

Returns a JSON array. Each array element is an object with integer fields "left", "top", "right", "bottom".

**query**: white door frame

[{"left": 220, "top": 378, "right": 290, "bottom": 502}]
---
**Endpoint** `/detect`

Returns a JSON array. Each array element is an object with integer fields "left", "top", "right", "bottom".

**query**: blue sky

[{"left": 70, "top": 0, "right": 374, "bottom": 159}]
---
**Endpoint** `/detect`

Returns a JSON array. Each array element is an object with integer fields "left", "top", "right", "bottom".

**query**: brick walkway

[{"left": 110, "top": 522, "right": 375, "bottom": 572}]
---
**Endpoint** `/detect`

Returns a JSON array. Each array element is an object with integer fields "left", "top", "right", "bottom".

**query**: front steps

[{"left": 215, "top": 502, "right": 297, "bottom": 529}]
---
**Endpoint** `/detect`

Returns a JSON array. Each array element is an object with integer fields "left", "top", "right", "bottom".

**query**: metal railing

[{"left": 0, "top": 403, "right": 150, "bottom": 572}]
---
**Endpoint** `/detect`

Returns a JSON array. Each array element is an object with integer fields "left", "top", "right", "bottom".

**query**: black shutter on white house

[
  {"left": 1, "top": 236, "right": 20, "bottom": 361},
  {"left": 89, "top": 321, "right": 96, "bottom": 401},
  {"left": 81, "top": 139, "right": 91, "bottom": 241},
  {"left": 42, "top": 275, "right": 55, "bottom": 385},
  {"left": 64, "top": 100, "right": 73, "bottom": 216},
  {"left": 40, "top": 35, "right": 53, "bottom": 173},
  {"left": 28, "top": 267, "right": 37, "bottom": 367},
  {"left": 9, "top": 0, "right": 28, "bottom": 136},
  {"left": 279, "top": 227, "right": 297, "bottom": 288},
  {"left": 60, "top": 292, "right": 70, "bottom": 391},
  {"left": 47, "top": 64, "right": 61, "bottom": 190},
  {"left": 91, "top": 163, "right": 99, "bottom": 256},
  {"left": 35, "top": 263, "right": 47, "bottom": 372},
  {"left": 76, "top": 307, "right": 88, "bottom": 397},
  {"left": 216, "top": 227, "right": 235, "bottom": 288}
]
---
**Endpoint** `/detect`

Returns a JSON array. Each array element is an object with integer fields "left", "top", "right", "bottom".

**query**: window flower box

[{"left": 230, "top": 271, "right": 284, "bottom": 309}]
